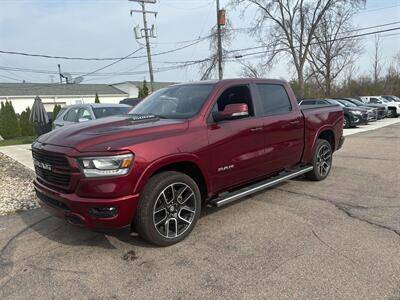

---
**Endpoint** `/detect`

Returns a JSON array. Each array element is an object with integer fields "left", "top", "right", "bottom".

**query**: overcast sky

[{"left": 0, "top": 0, "right": 399, "bottom": 84}]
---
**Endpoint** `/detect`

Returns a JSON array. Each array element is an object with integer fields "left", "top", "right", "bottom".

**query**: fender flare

[
  {"left": 133, "top": 153, "right": 210, "bottom": 195},
  {"left": 312, "top": 125, "right": 336, "bottom": 150}
]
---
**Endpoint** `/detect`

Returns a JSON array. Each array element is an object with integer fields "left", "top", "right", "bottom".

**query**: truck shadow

[
  {"left": 18, "top": 179, "right": 298, "bottom": 249},
  {"left": 17, "top": 208, "right": 153, "bottom": 249}
]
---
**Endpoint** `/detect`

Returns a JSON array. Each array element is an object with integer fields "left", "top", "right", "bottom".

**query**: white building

[
  {"left": 110, "top": 81, "right": 176, "bottom": 98},
  {"left": 0, "top": 83, "right": 128, "bottom": 114}
]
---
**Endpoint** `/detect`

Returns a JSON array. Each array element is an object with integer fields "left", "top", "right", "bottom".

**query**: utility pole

[
  {"left": 216, "top": 0, "right": 223, "bottom": 80},
  {"left": 57, "top": 64, "right": 63, "bottom": 84},
  {"left": 129, "top": 0, "right": 157, "bottom": 92}
]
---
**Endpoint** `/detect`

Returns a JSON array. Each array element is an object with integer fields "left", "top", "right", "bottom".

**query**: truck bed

[{"left": 300, "top": 103, "right": 344, "bottom": 162}]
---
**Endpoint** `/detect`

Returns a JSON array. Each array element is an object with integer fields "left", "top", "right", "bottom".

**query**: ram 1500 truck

[{"left": 32, "top": 79, "right": 344, "bottom": 246}]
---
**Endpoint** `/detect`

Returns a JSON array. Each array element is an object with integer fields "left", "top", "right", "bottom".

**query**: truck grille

[
  {"left": 32, "top": 149, "right": 71, "bottom": 189},
  {"left": 32, "top": 150, "right": 68, "bottom": 166},
  {"left": 35, "top": 166, "right": 71, "bottom": 186}
]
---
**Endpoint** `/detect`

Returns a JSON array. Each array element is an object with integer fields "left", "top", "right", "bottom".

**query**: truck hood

[{"left": 37, "top": 115, "right": 189, "bottom": 152}]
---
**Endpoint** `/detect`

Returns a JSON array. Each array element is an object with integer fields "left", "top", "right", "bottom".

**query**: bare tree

[
  {"left": 236, "top": 59, "right": 265, "bottom": 78},
  {"left": 307, "top": 5, "right": 361, "bottom": 96},
  {"left": 372, "top": 35, "right": 383, "bottom": 84},
  {"left": 200, "top": 20, "right": 233, "bottom": 80},
  {"left": 231, "top": 0, "right": 365, "bottom": 97}
]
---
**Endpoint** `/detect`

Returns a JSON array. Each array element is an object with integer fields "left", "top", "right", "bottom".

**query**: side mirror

[
  {"left": 78, "top": 118, "right": 90, "bottom": 123},
  {"left": 213, "top": 103, "right": 249, "bottom": 122}
]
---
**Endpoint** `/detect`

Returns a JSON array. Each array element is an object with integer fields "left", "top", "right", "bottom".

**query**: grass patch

[{"left": 0, "top": 136, "right": 36, "bottom": 147}]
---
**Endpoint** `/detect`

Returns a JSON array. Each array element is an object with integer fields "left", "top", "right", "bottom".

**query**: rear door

[
  {"left": 254, "top": 83, "right": 304, "bottom": 172},
  {"left": 207, "top": 83, "right": 265, "bottom": 192}
]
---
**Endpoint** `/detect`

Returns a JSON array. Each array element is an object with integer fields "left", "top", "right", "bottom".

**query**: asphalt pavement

[{"left": 0, "top": 123, "right": 399, "bottom": 299}]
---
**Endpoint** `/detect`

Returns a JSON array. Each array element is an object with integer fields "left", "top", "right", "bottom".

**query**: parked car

[
  {"left": 299, "top": 98, "right": 368, "bottom": 128},
  {"left": 381, "top": 95, "right": 400, "bottom": 103},
  {"left": 53, "top": 103, "right": 132, "bottom": 129},
  {"left": 32, "top": 79, "right": 344, "bottom": 246},
  {"left": 334, "top": 98, "right": 378, "bottom": 122},
  {"left": 359, "top": 96, "right": 400, "bottom": 118},
  {"left": 120, "top": 97, "right": 142, "bottom": 107},
  {"left": 343, "top": 97, "right": 387, "bottom": 119}
]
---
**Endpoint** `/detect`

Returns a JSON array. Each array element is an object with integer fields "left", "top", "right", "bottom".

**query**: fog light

[{"left": 88, "top": 207, "right": 118, "bottom": 218}]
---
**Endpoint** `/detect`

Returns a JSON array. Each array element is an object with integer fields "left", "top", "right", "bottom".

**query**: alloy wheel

[
  {"left": 153, "top": 182, "right": 196, "bottom": 239},
  {"left": 316, "top": 144, "right": 332, "bottom": 177}
]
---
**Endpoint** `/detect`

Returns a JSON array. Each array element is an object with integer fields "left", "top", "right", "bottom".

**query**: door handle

[{"left": 250, "top": 127, "right": 263, "bottom": 132}]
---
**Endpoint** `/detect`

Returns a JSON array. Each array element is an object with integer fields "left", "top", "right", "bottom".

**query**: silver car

[{"left": 53, "top": 103, "right": 131, "bottom": 129}]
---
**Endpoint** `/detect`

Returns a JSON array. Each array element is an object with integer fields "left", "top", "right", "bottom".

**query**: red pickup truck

[{"left": 32, "top": 79, "right": 344, "bottom": 245}]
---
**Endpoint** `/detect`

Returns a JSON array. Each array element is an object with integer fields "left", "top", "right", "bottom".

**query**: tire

[
  {"left": 306, "top": 139, "right": 333, "bottom": 181},
  {"left": 343, "top": 116, "right": 350, "bottom": 128},
  {"left": 387, "top": 108, "right": 398, "bottom": 118},
  {"left": 134, "top": 171, "right": 201, "bottom": 246}
]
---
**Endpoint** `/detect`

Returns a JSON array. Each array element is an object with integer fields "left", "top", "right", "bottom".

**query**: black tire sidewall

[
  {"left": 344, "top": 116, "right": 350, "bottom": 128},
  {"left": 135, "top": 171, "right": 201, "bottom": 246},
  {"left": 308, "top": 139, "right": 332, "bottom": 181}
]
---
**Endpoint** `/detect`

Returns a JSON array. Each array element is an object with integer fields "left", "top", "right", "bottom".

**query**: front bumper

[
  {"left": 34, "top": 179, "right": 140, "bottom": 229},
  {"left": 349, "top": 113, "right": 368, "bottom": 126}
]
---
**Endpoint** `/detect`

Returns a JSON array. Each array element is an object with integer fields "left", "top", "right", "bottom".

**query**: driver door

[{"left": 207, "top": 84, "right": 265, "bottom": 193}]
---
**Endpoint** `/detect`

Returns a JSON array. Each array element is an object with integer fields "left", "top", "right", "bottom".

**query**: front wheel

[
  {"left": 306, "top": 139, "right": 333, "bottom": 181},
  {"left": 387, "top": 108, "right": 398, "bottom": 118},
  {"left": 134, "top": 171, "right": 201, "bottom": 246},
  {"left": 343, "top": 116, "right": 350, "bottom": 128}
]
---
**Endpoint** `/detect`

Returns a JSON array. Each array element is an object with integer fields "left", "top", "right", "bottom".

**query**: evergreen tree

[
  {"left": 0, "top": 101, "right": 20, "bottom": 139},
  {"left": 53, "top": 104, "right": 62, "bottom": 120},
  {"left": 141, "top": 80, "right": 149, "bottom": 97},
  {"left": 95, "top": 93, "right": 100, "bottom": 103},
  {"left": 19, "top": 107, "right": 36, "bottom": 136},
  {"left": 138, "top": 80, "right": 149, "bottom": 99}
]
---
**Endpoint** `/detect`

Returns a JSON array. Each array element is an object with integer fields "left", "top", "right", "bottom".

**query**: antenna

[
  {"left": 61, "top": 72, "right": 72, "bottom": 84},
  {"left": 73, "top": 76, "right": 84, "bottom": 84}
]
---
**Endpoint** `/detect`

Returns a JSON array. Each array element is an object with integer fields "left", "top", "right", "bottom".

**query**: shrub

[
  {"left": 19, "top": 107, "right": 36, "bottom": 136},
  {"left": 0, "top": 100, "right": 21, "bottom": 139}
]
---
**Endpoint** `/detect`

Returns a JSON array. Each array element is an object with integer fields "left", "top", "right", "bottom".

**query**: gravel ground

[{"left": 0, "top": 153, "right": 38, "bottom": 215}]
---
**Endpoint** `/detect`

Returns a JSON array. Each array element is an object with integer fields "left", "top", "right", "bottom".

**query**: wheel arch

[
  {"left": 133, "top": 154, "right": 209, "bottom": 201},
  {"left": 317, "top": 129, "right": 335, "bottom": 151}
]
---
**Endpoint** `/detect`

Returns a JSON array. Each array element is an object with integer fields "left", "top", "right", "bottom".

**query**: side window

[
  {"left": 370, "top": 97, "right": 380, "bottom": 103},
  {"left": 63, "top": 107, "right": 79, "bottom": 122},
  {"left": 301, "top": 100, "right": 315, "bottom": 105},
  {"left": 256, "top": 84, "right": 292, "bottom": 116},
  {"left": 78, "top": 108, "right": 93, "bottom": 120},
  {"left": 214, "top": 85, "right": 254, "bottom": 117},
  {"left": 317, "top": 100, "right": 326, "bottom": 105}
]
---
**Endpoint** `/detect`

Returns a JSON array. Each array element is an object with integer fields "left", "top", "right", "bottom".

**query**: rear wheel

[
  {"left": 134, "top": 171, "right": 201, "bottom": 246},
  {"left": 306, "top": 139, "right": 333, "bottom": 181}
]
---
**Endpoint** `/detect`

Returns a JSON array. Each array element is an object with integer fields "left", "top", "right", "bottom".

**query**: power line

[
  {"left": 80, "top": 47, "right": 144, "bottom": 79},
  {"left": 228, "top": 21, "right": 400, "bottom": 54},
  {"left": 230, "top": 26, "right": 400, "bottom": 59},
  {"left": 0, "top": 73, "right": 21, "bottom": 82},
  {"left": 1, "top": 25, "right": 399, "bottom": 81},
  {"left": 0, "top": 36, "right": 208, "bottom": 61}
]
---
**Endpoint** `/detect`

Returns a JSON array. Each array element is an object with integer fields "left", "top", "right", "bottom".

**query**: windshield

[
  {"left": 392, "top": 95, "right": 400, "bottom": 102},
  {"left": 327, "top": 99, "right": 345, "bottom": 107},
  {"left": 349, "top": 99, "right": 365, "bottom": 106},
  {"left": 130, "top": 84, "right": 214, "bottom": 119},
  {"left": 384, "top": 95, "right": 400, "bottom": 102},
  {"left": 337, "top": 99, "right": 357, "bottom": 107},
  {"left": 92, "top": 106, "right": 131, "bottom": 119}
]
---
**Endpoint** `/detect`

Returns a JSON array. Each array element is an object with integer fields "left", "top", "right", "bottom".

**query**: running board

[{"left": 208, "top": 165, "right": 313, "bottom": 207}]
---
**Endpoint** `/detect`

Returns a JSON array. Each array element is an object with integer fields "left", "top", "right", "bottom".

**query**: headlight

[
  {"left": 352, "top": 111, "right": 362, "bottom": 115},
  {"left": 78, "top": 153, "right": 134, "bottom": 178}
]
